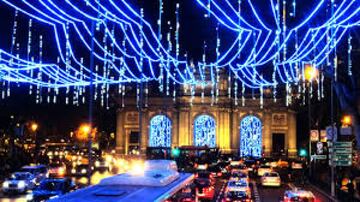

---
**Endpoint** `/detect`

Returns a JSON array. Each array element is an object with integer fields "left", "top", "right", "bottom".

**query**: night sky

[{"left": 0, "top": 0, "right": 359, "bottom": 147}]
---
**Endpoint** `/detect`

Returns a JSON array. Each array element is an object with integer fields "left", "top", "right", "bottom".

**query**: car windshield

[
  {"left": 198, "top": 172, "right": 210, "bottom": 178},
  {"left": 228, "top": 191, "right": 247, "bottom": 198},
  {"left": 39, "top": 181, "right": 63, "bottom": 191},
  {"left": 264, "top": 173, "right": 279, "bottom": 177},
  {"left": 10, "top": 173, "right": 29, "bottom": 180},
  {"left": 229, "top": 181, "right": 247, "bottom": 187},
  {"left": 49, "top": 163, "right": 62, "bottom": 168},
  {"left": 20, "top": 168, "right": 36, "bottom": 174},
  {"left": 232, "top": 172, "right": 247, "bottom": 178}
]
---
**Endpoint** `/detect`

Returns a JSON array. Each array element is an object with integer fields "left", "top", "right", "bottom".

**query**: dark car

[
  {"left": 222, "top": 190, "right": 252, "bottom": 202},
  {"left": 26, "top": 178, "right": 76, "bottom": 202},
  {"left": 71, "top": 164, "right": 93, "bottom": 176}
]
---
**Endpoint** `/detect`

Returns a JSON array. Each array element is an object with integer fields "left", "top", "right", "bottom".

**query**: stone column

[
  {"left": 288, "top": 112, "right": 297, "bottom": 157},
  {"left": 263, "top": 111, "right": 272, "bottom": 157},
  {"left": 231, "top": 110, "right": 239, "bottom": 154},
  {"left": 179, "top": 110, "right": 190, "bottom": 146},
  {"left": 140, "top": 110, "right": 148, "bottom": 153},
  {"left": 116, "top": 110, "right": 125, "bottom": 154}
]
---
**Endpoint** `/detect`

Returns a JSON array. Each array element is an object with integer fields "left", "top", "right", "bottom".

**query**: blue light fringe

[
  {"left": 149, "top": 115, "right": 172, "bottom": 147},
  {"left": 194, "top": 115, "right": 216, "bottom": 147},
  {"left": 240, "top": 115, "right": 262, "bottom": 157},
  {"left": 0, "top": 0, "right": 358, "bottom": 90}
]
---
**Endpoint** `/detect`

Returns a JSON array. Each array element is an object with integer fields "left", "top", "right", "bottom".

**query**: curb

[{"left": 309, "top": 183, "right": 338, "bottom": 202}]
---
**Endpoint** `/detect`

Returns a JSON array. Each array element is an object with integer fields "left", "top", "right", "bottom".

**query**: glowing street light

[
  {"left": 304, "top": 64, "right": 318, "bottom": 82},
  {"left": 31, "top": 123, "right": 38, "bottom": 132},
  {"left": 77, "top": 123, "right": 92, "bottom": 141},
  {"left": 341, "top": 115, "right": 352, "bottom": 127}
]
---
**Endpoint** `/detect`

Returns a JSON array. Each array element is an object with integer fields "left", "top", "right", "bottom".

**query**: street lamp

[
  {"left": 78, "top": 123, "right": 93, "bottom": 186},
  {"left": 304, "top": 64, "right": 318, "bottom": 177},
  {"left": 341, "top": 115, "right": 352, "bottom": 127},
  {"left": 31, "top": 123, "right": 38, "bottom": 132},
  {"left": 30, "top": 122, "right": 39, "bottom": 163}
]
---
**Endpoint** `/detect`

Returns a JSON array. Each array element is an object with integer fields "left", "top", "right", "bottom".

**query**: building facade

[{"left": 116, "top": 95, "right": 297, "bottom": 157}]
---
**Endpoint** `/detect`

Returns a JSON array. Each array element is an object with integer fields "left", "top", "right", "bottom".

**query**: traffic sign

[
  {"left": 326, "top": 126, "right": 338, "bottom": 141},
  {"left": 310, "top": 130, "right": 319, "bottom": 142},
  {"left": 331, "top": 147, "right": 352, "bottom": 154},
  {"left": 335, "top": 160, "right": 352, "bottom": 166},
  {"left": 312, "top": 155, "right": 327, "bottom": 160},
  {"left": 333, "top": 142, "right": 352, "bottom": 147},
  {"left": 340, "top": 127, "right": 352, "bottom": 135}
]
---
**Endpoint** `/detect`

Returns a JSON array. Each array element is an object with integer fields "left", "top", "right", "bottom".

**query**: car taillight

[{"left": 217, "top": 172, "right": 222, "bottom": 177}]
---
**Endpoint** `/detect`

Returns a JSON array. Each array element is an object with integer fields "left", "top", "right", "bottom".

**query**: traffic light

[
  {"left": 299, "top": 148, "right": 307, "bottom": 157},
  {"left": 171, "top": 147, "right": 180, "bottom": 158}
]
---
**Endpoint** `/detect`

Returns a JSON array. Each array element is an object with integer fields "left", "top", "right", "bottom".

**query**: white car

[
  {"left": 226, "top": 179, "right": 251, "bottom": 196},
  {"left": 229, "top": 171, "right": 249, "bottom": 183},
  {"left": 2, "top": 172, "right": 36, "bottom": 194},
  {"left": 261, "top": 172, "right": 281, "bottom": 187},
  {"left": 257, "top": 165, "right": 272, "bottom": 176}
]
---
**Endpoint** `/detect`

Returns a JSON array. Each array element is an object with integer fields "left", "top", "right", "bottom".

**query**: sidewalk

[{"left": 309, "top": 183, "right": 339, "bottom": 202}]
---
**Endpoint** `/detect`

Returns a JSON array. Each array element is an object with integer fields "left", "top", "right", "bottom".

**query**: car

[
  {"left": 230, "top": 171, "right": 249, "bottom": 183},
  {"left": 281, "top": 190, "right": 316, "bottom": 202},
  {"left": 26, "top": 178, "right": 76, "bottom": 202},
  {"left": 71, "top": 164, "right": 93, "bottom": 176},
  {"left": 48, "top": 163, "right": 67, "bottom": 178},
  {"left": 208, "top": 165, "right": 223, "bottom": 178},
  {"left": 291, "top": 160, "right": 303, "bottom": 170},
  {"left": 195, "top": 171, "right": 215, "bottom": 186},
  {"left": 231, "top": 164, "right": 248, "bottom": 174},
  {"left": 2, "top": 172, "right": 36, "bottom": 194},
  {"left": 257, "top": 165, "right": 272, "bottom": 176},
  {"left": 222, "top": 190, "right": 252, "bottom": 202},
  {"left": 20, "top": 165, "right": 48, "bottom": 183},
  {"left": 194, "top": 172, "right": 215, "bottom": 200},
  {"left": 261, "top": 172, "right": 281, "bottom": 187},
  {"left": 94, "top": 158, "right": 110, "bottom": 172},
  {"left": 226, "top": 180, "right": 251, "bottom": 196}
]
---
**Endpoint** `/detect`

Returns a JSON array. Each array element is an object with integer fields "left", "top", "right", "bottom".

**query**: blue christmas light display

[
  {"left": 240, "top": 115, "right": 262, "bottom": 157},
  {"left": 194, "top": 115, "right": 216, "bottom": 147},
  {"left": 0, "top": 0, "right": 358, "bottom": 105},
  {"left": 149, "top": 115, "right": 172, "bottom": 147}
]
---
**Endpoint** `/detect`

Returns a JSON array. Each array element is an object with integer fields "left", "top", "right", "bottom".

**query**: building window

[
  {"left": 149, "top": 115, "right": 172, "bottom": 147},
  {"left": 240, "top": 115, "right": 262, "bottom": 157},
  {"left": 194, "top": 115, "right": 216, "bottom": 147}
]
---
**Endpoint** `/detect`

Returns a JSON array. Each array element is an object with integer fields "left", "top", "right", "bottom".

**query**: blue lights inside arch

[
  {"left": 149, "top": 115, "right": 172, "bottom": 147},
  {"left": 193, "top": 115, "right": 216, "bottom": 147},
  {"left": 240, "top": 115, "right": 262, "bottom": 157}
]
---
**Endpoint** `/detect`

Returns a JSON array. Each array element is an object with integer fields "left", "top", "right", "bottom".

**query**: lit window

[
  {"left": 194, "top": 115, "right": 216, "bottom": 147},
  {"left": 149, "top": 115, "right": 172, "bottom": 147},
  {"left": 240, "top": 115, "right": 262, "bottom": 157}
]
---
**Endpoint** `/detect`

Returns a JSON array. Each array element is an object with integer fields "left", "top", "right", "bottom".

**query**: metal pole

[
  {"left": 308, "top": 82, "right": 312, "bottom": 177},
  {"left": 331, "top": 74, "right": 335, "bottom": 197},
  {"left": 88, "top": 14, "right": 95, "bottom": 186}
]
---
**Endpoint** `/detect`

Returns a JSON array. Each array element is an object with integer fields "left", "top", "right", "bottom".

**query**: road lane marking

[
  {"left": 251, "top": 181, "right": 261, "bottom": 202},
  {"left": 216, "top": 179, "right": 227, "bottom": 202}
]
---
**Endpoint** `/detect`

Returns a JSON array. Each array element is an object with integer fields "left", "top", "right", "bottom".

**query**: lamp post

[
  {"left": 79, "top": 123, "right": 92, "bottom": 185},
  {"left": 304, "top": 64, "right": 318, "bottom": 178},
  {"left": 30, "top": 122, "right": 39, "bottom": 163}
]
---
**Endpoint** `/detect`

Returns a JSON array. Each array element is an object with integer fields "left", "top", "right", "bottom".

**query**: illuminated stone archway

[
  {"left": 149, "top": 115, "right": 172, "bottom": 147},
  {"left": 240, "top": 115, "right": 262, "bottom": 157},
  {"left": 193, "top": 115, "right": 216, "bottom": 147}
]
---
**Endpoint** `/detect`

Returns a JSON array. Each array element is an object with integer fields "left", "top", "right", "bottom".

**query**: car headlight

[
  {"left": 71, "top": 169, "right": 76, "bottom": 174},
  {"left": 3, "top": 181, "right": 9, "bottom": 188},
  {"left": 26, "top": 194, "right": 33, "bottom": 201},
  {"left": 18, "top": 181, "right": 26, "bottom": 188},
  {"left": 81, "top": 169, "right": 87, "bottom": 174}
]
